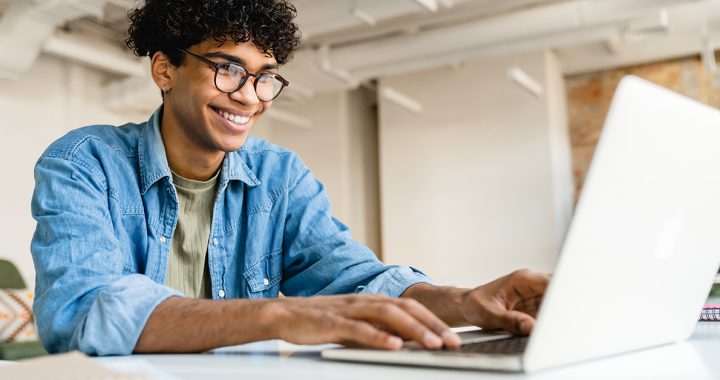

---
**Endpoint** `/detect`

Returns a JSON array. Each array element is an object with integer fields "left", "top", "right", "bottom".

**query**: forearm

[
  {"left": 134, "top": 296, "right": 279, "bottom": 353},
  {"left": 401, "top": 283, "right": 470, "bottom": 327}
]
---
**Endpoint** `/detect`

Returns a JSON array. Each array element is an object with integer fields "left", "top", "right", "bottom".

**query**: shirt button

[
  {"left": 263, "top": 278, "right": 270, "bottom": 286},
  {"left": 212, "top": 238, "right": 218, "bottom": 246},
  {"left": 166, "top": 187, "right": 171, "bottom": 193},
  {"left": 218, "top": 289, "right": 226, "bottom": 298},
  {"left": 160, "top": 236, "right": 167, "bottom": 244}
]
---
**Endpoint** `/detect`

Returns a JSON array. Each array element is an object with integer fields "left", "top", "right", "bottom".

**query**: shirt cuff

[
  {"left": 72, "top": 274, "right": 183, "bottom": 356},
  {"left": 356, "top": 266, "right": 434, "bottom": 298}
]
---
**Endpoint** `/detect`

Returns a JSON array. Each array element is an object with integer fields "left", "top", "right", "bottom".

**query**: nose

[{"left": 229, "top": 78, "right": 260, "bottom": 105}]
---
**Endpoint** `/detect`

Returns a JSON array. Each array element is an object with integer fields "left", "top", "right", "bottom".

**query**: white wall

[
  {"left": 0, "top": 55, "right": 151, "bottom": 287},
  {"left": 377, "top": 50, "right": 574, "bottom": 287}
]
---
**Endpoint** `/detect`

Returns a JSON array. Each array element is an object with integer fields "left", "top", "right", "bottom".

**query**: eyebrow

[{"left": 204, "top": 51, "right": 279, "bottom": 71}]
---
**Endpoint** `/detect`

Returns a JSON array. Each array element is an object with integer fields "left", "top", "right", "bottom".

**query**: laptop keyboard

[{"left": 454, "top": 336, "right": 529, "bottom": 355}]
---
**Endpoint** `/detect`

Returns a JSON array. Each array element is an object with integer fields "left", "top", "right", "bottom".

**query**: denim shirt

[{"left": 30, "top": 107, "right": 430, "bottom": 356}]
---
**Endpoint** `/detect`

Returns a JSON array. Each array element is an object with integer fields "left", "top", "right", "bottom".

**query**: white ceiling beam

[
  {"left": 285, "top": 0, "right": 702, "bottom": 94},
  {"left": 43, "top": 31, "right": 146, "bottom": 77},
  {"left": 348, "top": 25, "right": 620, "bottom": 82},
  {"left": 301, "top": 0, "right": 550, "bottom": 47},
  {"left": 327, "top": 1, "right": 585, "bottom": 72},
  {"left": 0, "top": 0, "right": 109, "bottom": 79},
  {"left": 560, "top": 32, "right": 717, "bottom": 75}
]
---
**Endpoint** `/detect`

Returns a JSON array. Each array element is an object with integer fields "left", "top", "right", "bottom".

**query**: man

[{"left": 31, "top": 0, "right": 548, "bottom": 356}]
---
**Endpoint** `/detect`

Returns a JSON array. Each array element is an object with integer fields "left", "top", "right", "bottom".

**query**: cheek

[
  {"left": 177, "top": 72, "right": 215, "bottom": 106},
  {"left": 258, "top": 101, "right": 271, "bottom": 115}
]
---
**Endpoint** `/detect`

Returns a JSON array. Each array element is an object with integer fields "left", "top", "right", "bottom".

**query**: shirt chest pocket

[{"left": 243, "top": 250, "right": 282, "bottom": 298}]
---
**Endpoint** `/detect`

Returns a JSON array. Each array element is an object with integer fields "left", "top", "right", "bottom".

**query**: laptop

[{"left": 321, "top": 75, "right": 720, "bottom": 373}]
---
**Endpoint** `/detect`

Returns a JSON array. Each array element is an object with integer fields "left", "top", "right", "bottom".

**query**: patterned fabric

[{"left": 0, "top": 289, "right": 38, "bottom": 343}]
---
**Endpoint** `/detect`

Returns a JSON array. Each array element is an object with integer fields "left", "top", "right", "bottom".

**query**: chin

[{"left": 217, "top": 136, "right": 249, "bottom": 153}]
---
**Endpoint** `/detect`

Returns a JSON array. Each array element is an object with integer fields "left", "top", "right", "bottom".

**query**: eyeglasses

[{"left": 177, "top": 48, "right": 289, "bottom": 102}]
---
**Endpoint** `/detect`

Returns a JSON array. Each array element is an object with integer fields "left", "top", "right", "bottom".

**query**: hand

[
  {"left": 460, "top": 269, "right": 550, "bottom": 335},
  {"left": 267, "top": 294, "right": 462, "bottom": 350}
]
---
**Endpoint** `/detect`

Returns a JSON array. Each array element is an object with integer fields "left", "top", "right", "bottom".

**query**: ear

[{"left": 150, "top": 51, "right": 175, "bottom": 94}]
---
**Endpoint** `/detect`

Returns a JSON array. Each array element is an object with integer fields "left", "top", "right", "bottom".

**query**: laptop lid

[{"left": 523, "top": 75, "right": 720, "bottom": 372}]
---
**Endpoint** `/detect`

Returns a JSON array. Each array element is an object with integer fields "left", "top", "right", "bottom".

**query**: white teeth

[{"left": 217, "top": 109, "right": 251, "bottom": 125}]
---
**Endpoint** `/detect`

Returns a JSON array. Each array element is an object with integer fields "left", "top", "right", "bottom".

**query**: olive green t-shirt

[{"left": 165, "top": 170, "right": 219, "bottom": 299}]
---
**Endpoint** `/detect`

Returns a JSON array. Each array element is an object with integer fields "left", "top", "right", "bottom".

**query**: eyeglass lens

[{"left": 215, "top": 63, "right": 284, "bottom": 101}]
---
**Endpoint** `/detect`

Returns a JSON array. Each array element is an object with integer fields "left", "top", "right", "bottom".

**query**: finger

[
  {"left": 495, "top": 310, "right": 535, "bottom": 335},
  {"left": 334, "top": 318, "right": 403, "bottom": 350},
  {"left": 349, "top": 302, "right": 445, "bottom": 349},
  {"left": 396, "top": 298, "right": 461, "bottom": 348}
]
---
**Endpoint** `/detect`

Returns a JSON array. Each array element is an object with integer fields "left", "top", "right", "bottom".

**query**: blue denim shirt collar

[{"left": 139, "top": 106, "right": 260, "bottom": 194}]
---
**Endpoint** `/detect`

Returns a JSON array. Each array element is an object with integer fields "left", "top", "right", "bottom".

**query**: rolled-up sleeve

[
  {"left": 31, "top": 155, "right": 181, "bottom": 355},
  {"left": 279, "top": 155, "right": 433, "bottom": 298}
]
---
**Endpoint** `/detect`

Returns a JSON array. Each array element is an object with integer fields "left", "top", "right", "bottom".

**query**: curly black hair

[{"left": 125, "top": 0, "right": 301, "bottom": 66}]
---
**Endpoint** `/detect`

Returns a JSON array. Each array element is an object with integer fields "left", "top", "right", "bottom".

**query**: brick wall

[{"left": 565, "top": 55, "right": 720, "bottom": 200}]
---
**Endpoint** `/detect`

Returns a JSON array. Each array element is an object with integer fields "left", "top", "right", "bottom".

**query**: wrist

[
  {"left": 224, "top": 298, "right": 286, "bottom": 343},
  {"left": 403, "top": 283, "right": 472, "bottom": 327},
  {"left": 259, "top": 298, "right": 288, "bottom": 340}
]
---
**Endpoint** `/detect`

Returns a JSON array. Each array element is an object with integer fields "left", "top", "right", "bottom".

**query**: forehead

[{"left": 194, "top": 39, "right": 277, "bottom": 67}]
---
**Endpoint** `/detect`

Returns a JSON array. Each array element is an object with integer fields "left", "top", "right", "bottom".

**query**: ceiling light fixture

[
  {"left": 507, "top": 66, "right": 544, "bottom": 98},
  {"left": 351, "top": 8, "right": 377, "bottom": 26},
  {"left": 380, "top": 85, "right": 423, "bottom": 114},
  {"left": 413, "top": 0, "right": 438, "bottom": 13}
]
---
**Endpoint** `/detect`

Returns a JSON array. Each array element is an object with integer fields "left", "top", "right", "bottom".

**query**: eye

[
  {"left": 217, "top": 63, "right": 247, "bottom": 78},
  {"left": 257, "top": 74, "right": 276, "bottom": 84}
]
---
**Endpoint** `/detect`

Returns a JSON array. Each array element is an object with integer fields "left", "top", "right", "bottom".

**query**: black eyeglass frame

[{"left": 176, "top": 48, "right": 289, "bottom": 101}]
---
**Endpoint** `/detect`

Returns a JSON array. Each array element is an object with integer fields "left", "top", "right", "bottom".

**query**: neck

[{"left": 160, "top": 107, "right": 224, "bottom": 181}]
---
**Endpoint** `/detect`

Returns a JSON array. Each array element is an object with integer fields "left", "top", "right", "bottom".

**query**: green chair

[
  {"left": 0, "top": 259, "right": 46, "bottom": 360},
  {"left": 0, "top": 259, "right": 27, "bottom": 289}
]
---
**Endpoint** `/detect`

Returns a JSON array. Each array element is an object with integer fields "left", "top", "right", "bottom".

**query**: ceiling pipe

[
  {"left": 323, "top": 0, "right": 696, "bottom": 74},
  {"left": 349, "top": 24, "right": 620, "bottom": 82},
  {"left": 327, "top": 1, "right": 582, "bottom": 72}
]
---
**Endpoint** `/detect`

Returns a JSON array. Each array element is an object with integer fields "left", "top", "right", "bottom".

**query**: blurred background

[{"left": 2, "top": 0, "right": 720, "bottom": 289}]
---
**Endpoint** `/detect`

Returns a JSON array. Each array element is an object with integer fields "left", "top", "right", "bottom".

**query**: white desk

[{"left": 96, "top": 322, "right": 720, "bottom": 380}]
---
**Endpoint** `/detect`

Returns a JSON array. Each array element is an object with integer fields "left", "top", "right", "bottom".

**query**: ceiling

[{"left": 1, "top": 0, "right": 719, "bottom": 111}]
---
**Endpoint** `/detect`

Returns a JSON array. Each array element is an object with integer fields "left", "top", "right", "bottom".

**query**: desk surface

[{"left": 96, "top": 322, "right": 720, "bottom": 380}]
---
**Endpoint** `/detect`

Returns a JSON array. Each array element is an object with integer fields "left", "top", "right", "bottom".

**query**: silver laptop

[{"left": 321, "top": 76, "right": 720, "bottom": 373}]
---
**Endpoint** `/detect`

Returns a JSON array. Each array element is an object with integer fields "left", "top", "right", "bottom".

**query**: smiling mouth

[{"left": 212, "top": 106, "right": 252, "bottom": 126}]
